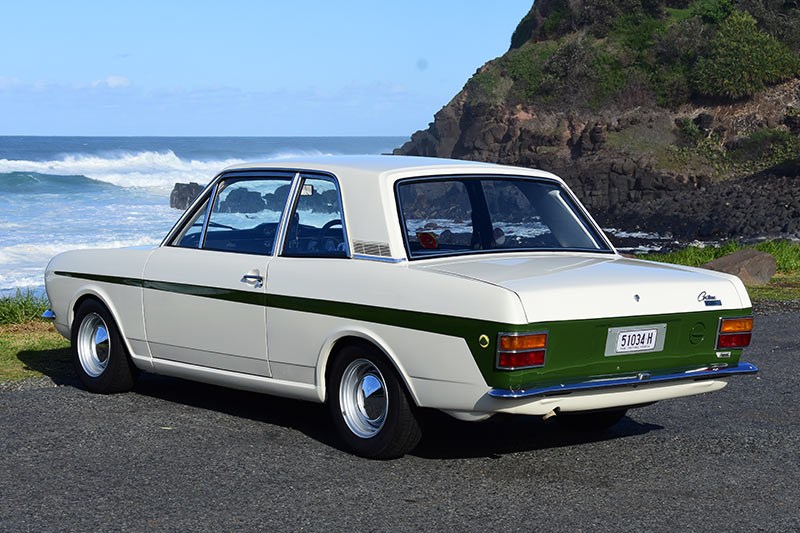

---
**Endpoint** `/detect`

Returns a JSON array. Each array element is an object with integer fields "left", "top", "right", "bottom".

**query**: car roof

[
  {"left": 218, "top": 155, "right": 573, "bottom": 261},
  {"left": 222, "top": 154, "right": 562, "bottom": 182}
]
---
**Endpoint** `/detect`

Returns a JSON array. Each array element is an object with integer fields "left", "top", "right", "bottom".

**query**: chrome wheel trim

[
  {"left": 77, "top": 312, "right": 111, "bottom": 378},
  {"left": 339, "top": 358, "right": 388, "bottom": 439}
]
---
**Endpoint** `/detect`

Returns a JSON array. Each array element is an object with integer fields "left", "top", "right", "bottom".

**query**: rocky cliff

[{"left": 395, "top": 0, "right": 800, "bottom": 241}]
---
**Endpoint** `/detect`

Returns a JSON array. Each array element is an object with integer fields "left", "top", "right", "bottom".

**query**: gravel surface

[{"left": 1, "top": 313, "right": 798, "bottom": 532}]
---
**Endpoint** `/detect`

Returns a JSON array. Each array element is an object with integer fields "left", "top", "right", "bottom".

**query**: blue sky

[{"left": 0, "top": 1, "right": 531, "bottom": 136}]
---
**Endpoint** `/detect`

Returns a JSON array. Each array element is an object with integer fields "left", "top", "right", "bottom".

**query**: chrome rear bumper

[{"left": 489, "top": 362, "right": 758, "bottom": 399}]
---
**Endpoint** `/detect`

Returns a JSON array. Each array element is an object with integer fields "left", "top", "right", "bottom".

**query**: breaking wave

[
  {"left": 0, "top": 148, "right": 346, "bottom": 192},
  {"left": 0, "top": 150, "right": 247, "bottom": 191}
]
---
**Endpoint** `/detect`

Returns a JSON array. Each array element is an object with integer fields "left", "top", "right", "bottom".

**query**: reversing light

[
  {"left": 497, "top": 332, "right": 548, "bottom": 370},
  {"left": 717, "top": 317, "right": 753, "bottom": 349}
]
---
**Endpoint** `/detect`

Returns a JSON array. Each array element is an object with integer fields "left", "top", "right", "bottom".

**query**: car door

[
  {"left": 143, "top": 172, "right": 295, "bottom": 376},
  {"left": 263, "top": 173, "right": 352, "bottom": 384}
]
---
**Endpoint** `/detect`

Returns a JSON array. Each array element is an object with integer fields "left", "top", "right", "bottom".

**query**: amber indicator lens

[
  {"left": 717, "top": 317, "right": 753, "bottom": 349},
  {"left": 720, "top": 318, "right": 753, "bottom": 333},
  {"left": 499, "top": 333, "right": 547, "bottom": 352}
]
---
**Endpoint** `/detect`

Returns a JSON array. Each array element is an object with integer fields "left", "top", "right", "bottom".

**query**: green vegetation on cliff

[
  {"left": 481, "top": 0, "right": 800, "bottom": 109},
  {"left": 693, "top": 11, "right": 800, "bottom": 99}
]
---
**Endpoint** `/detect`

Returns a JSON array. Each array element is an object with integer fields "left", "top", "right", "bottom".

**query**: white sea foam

[
  {"left": 0, "top": 149, "right": 345, "bottom": 192},
  {"left": 0, "top": 274, "right": 46, "bottom": 296},
  {"left": 405, "top": 218, "right": 550, "bottom": 238},
  {"left": 603, "top": 228, "right": 664, "bottom": 240},
  {"left": 0, "top": 151, "right": 245, "bottom": 191},
  {"left": 0, "top": 237, "right": 161, "bottom": 266}
]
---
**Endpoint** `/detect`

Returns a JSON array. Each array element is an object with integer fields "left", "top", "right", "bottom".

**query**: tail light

[
  {"left": 717, "top": 317, "right": 753, "bottom": 349},
  {"left": 497, "top": 332, "right": 547, "bottom": 370}
]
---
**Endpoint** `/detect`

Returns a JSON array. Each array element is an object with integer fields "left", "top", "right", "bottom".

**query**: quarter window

[
  {"left": 172, "top": 197, "right": 210, "bottom": 248},
  {"left": 282, "top": 175, "right": 347, "bottom": 258}
]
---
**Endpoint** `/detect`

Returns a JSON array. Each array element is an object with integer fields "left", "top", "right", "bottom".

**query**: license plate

[
  {"left": 617, "top": 329, "right": 657, "bottom": 352},
  {"left": 605, "top": 324, "right": 667, "bottom": 356}
]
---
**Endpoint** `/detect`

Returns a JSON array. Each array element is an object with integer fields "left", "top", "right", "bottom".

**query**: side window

[
  {"left": 202, "top": 177, "right": 293, "bottom": 255},
  {"left": 398, "top": 180, "right": 475, "bottom": 255},
  {"left": 172, "top": 197, "right": 210, "bottom": 248},
  {"left": 282, "top": 175, "right": 347, "bottom": 258}
]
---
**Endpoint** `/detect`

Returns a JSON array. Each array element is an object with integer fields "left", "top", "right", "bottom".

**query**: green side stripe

[{"left": 54, "top": 270, "right": 506, "bottom": 335}]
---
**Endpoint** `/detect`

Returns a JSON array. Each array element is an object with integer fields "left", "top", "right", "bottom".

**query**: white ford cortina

[{"left": 44, "top": 155, "right": 757, "bottom": 458}]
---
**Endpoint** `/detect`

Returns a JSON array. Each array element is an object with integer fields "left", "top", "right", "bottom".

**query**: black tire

[
  {"left": 328, "top": 343, "right": 422, "bottom": 459},
  {"left": 556, "top": 408, "right": 628, "bottom": 433},
  {"left": 71, "top": 299, "right": 138, "bottom": 394}
]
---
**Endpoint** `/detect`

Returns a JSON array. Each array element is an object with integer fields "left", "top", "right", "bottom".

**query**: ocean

[{"left": 0, "top": 136, "right": 406, "bottom": 297}]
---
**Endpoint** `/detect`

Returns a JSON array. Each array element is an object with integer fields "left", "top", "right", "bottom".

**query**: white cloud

[
  {"left": 91, "top": 75, "right": 131, "bottom": 89},
  {"left": 0, "top": 77, "right": 20, "bottom": 89}
]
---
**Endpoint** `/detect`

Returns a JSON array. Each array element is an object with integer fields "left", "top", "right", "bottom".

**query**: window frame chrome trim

[
  {"left": 160, "top": 177, "right": 219, "bottom": 247},
  {"left": 198, "top": 182, "right": 221, "bottom": 249},
  {"left": 274, "top": 172, "right": 303, "bottom": 256},
  {"left": 352, "top": 254, "right": 406, "bottom": 263},
  {"left": 394, "top": 174, "right": 616, "bottom": 262},
  {"left": 164, "top": 169, "right": 297, "bottom": 255},
  {"left": 277, "top": 171, "right": 352, "bottom": 259}
]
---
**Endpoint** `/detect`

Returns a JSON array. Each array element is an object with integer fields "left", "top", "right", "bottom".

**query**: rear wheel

[
  {"left": 556, "top": 408, "right": 628, "bottom": 433},
  {"left": 71, "top": 299, "right": 138, "bottom": 393},
  {"left": 328, "top": 344, "right": 421, "bottom": 459}
]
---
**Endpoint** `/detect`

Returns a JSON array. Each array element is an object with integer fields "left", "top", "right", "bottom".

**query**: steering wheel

[{"left": 320, "top": 219, "right": 342, "bottom": 236}]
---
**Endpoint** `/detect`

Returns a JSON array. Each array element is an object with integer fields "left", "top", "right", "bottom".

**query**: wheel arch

[
  {"left": 316, "top": 328, "right": 420, "bottom": 407},
  {"left": 69, "top": 287, "right": 136, "bottom": 356}
]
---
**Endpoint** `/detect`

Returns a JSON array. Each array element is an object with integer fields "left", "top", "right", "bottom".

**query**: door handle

[{"left": 241, "top": 269, "right": 264, "bottom": 289}]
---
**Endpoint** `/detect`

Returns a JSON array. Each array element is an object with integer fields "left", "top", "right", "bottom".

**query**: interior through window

[
  {"left": 397, "top": 177, "right": 609, "bottom": 258},
  {"left": 282, "top": 175, "right": 347, "bottom": 258},
  {"left": 172, "top": 175, "right": 293, "bottom": 255}
]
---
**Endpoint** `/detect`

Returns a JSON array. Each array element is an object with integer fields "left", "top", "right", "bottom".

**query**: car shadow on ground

[
  {"left": 16, "top": 346, "right": 78, "bottom": 387},
  {"left": 412, "top": 409, "right": 663, "bottom": 460},
  {"left": 18, "top": 350, "right": 664, "bottom": 459},
  {"left": 125, "top": 372, "right": 666, "bottom": 460},
  {"left": 131, "top": 372, "right": 344, "bottom": 451}
]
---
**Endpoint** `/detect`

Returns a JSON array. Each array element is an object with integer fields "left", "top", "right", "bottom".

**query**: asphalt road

[{"left": 1, "top": 313, "right": 798, "bottom": 532}]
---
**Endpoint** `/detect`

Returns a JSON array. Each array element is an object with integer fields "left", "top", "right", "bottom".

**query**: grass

[
  {"left": 0, "top": 289, "right": 50, "bottom": 325},
  {"left": 640, "top": 239, "right": 800, "bottom": 271},
  {"left": 0, "top": 291, "right": 71, "bottom": 383},
  {"left": 0, "top": 320, "right": 70, "bottom": 382},
  {"left": 639, "top": 239, "right": 800, "bottom": 301},
  {"left": 747, "top": 272, "right": 800, "bottom": 301}
]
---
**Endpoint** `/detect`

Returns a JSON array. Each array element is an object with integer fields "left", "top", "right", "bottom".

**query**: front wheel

[
  {"left": 71, "top": 299, "right": 138, "bottom": 394},
  {"left": 328, "top": 344, "right": 421, "bottom": 459}
]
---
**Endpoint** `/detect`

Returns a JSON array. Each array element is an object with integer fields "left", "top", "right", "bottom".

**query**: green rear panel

[{"left": 474, "top": 308, "right": 751, "bottom": 390}]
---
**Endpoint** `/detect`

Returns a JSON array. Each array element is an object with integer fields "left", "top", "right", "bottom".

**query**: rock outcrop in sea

[{"left": 170, "top": 182, "right": 204, "bottom": 210}]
